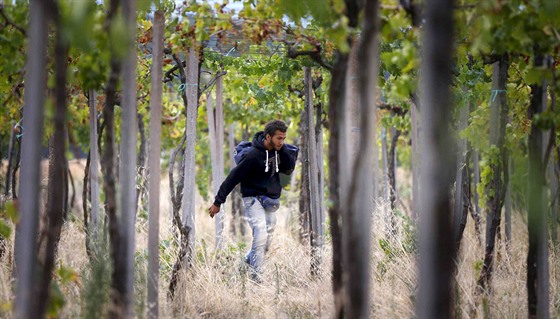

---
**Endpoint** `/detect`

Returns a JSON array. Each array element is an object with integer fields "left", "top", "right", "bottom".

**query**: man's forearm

[{"left": 214, "top": 164, "right": 244, "bottom": 205}]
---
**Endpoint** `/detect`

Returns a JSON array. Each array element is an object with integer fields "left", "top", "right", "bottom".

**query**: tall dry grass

[{"left": 0, "top": 161, "right": 558, "bottom": 318}]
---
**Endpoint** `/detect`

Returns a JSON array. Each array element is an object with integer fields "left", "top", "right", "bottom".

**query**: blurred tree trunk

[
  {"left": 468, "top": 64, "right": 483, "bottom": 244},
  {"left": 168, "top": 134, "right": 187, "bottom": 299},
  {"left": 208, "top": 75, "right": 225, "bottom": 250},
  {"left": 115, "top": 0, "right": 138, "bottom": 316},
  {"left": 89, "top": 90, "right": 100, "bottom": 249},
  {"left": 502, "top": 55, "right": 514, "bottom": 250},
  {"left": 416, "top": 0, "right": 457, "bottom": 317},
  {"left": 315, "top": 98, "right": 325, "bottom": 246},
  {"left": 477, "top": 55, "right": 509, "bottom": 294},
  {"left": 228, "top": 123, "right": 245, "bottom": 237},
  {"left": 136, "top": 112, "right": 147, "bottom": 212},
  {"left": 452, "top": 104, "right": 470, "bottom": 319},
  {"left": 372, "top": 117, "right": 380, "bottom": 202},
  {"left": 410, "top": 101, "right": 420, "bottom": 218},
  {"left": 471, "top": 151, "right": 483, "bottom": 246},
  {"left": 343, "top": 0, "right": 378, "bottom": 316},
  {"left": 11, "top": 137, "right": 21, "bottom": 199},
  {"left": 216, "top": 80, "right": 225, "bottom": 182},
  {"left": 147, "top": 10, "right": 164, "bottom": 319},
  {"left": 4, "top": 122, "right": 15, "bottom": 197},
  {"left": 165, "top": 49, "right": 191, "bottom": 293},
  {"left": 327, "top": 50, "right": 349, "bottom": 319},
  {"left": 83, "top": 151, "right": 92, "bottom": 259},
  {"left": 389, "top": 121, "right": 400, "bottom": 207},
  {"left": 550, "top": 155, "right": 559, "bottom": 251},
  {"left": 83, "top": 91, "right": 103, "bottom": 261},
  {"left": 326, "top": 2, "right": 362, "bottom": 317},
  {"left": 228, "top": 125, "right": 236, "bottom": 235},
  {"left": 180, "top": 45, "right": 199, "bottom": 269},
  {"left": 339, "top": 39, "right": 357, "bottom": 304},
  {"left": 168, "top": 51, "right": 187, "bottom": 239},
  {"left": 381, "top": 127, "right": 389, "bottom": 202},
  {"left": 169, "top": 45, "right": 199, "bottom": 298},
  {"left": 313, "top": 84, "right": 326, "bottom": 245},
  {"left": 101, "top": 0, "right": 124, "bottom": 317},
  {"left": 454, "top": 97, "right": 470, "bottom": 251},
  {"left": 299, "top": 108, "right": 310, "bottom": 243},
  {"left": 505, "top": 158, "right": 512, "bottom": 248},
  {"left": 66, "top": 158, "right": 74, "bottom": 217},
  {"left": 13, "top": 0, "right": 49, "bottom": 317},
  {"left": 100, "top": 3, "right": 123, "bottom": 317},
  {"left": 1, "top": 123, "right": 15, "bottom": 258},
  {"left": 207, "top": 93, "right": 217, "bottom": 223},
  {"left": 344, "top": 38, "right": 360, "bottom": 167},
  {"left": 549, "top": 71, "right": 558, "bottom": 251},
  {"left": 527, "top": 53, "right": 549, "bottom": 319},
  {"left": 305, "top": 67, "right": 323, "bottom": 276},
  {"left": 62, "top": 146, "right": 69, "bottom": 219},
  {"left": 388, "top": 117, "right": 400, "bottom": 223},
  {"left": 36, "top": 18, "right": 68, "bottom": 317}
]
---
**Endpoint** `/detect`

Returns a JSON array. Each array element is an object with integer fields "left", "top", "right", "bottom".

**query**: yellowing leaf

[
  {"left": 57, "top": 265, "right": 80, "bottom": 285},
  {"left": 0, "top": 221, "right": 11, "bottom": 239},
  {"left": 47, "top": 282, "right": 65, "bottom": 318},
  {"left": 141, "top": 19, "right": 153, "bottom": 31},
  {"left": 0, "top": 301, "right": 12, "bottom": 313},
  {"left": 4, "top": 201, "right": 19, "bottom": 223}
]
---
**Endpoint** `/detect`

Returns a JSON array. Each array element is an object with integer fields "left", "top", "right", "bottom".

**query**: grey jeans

[{"left": 243, "top": 196, "right": 277, "bottom": 274}]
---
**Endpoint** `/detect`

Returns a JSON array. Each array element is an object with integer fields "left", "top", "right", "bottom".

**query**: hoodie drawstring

[
  {"left": 264, "top": 150, "right": 268, "bottom": 173},
  {"left": 265, "top": 150, "right": 269, "bottom": 172},
  {"left": 265, "top": 150, "right": 280, "bottom": 173}
]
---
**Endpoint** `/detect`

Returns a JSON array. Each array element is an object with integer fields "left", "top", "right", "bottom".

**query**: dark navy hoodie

[{"left": 213, "top": 131, "right": 298, "bottom": 206}]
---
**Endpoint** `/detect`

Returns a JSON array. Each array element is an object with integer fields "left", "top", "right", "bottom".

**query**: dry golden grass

[{"left": 0, "top": 162, "right": 558, "bottom": 318}]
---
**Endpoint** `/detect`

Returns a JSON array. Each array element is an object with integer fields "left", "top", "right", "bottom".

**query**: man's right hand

[{"left": 208, "top": 204, "right": 220, "bottom": 218}]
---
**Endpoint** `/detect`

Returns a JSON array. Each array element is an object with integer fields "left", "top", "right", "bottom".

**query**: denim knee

[{"left": 253, "top": 221, "right": 268, "bottom": 249}]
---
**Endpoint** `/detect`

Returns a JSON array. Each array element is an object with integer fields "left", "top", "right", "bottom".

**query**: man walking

[{"left": 208, "top": 120, "right": 298, "bottom": 282}]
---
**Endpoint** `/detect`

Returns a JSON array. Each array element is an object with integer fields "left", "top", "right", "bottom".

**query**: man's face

[{"left": 267, "top": 130, "right": 286, "bottom": 151}]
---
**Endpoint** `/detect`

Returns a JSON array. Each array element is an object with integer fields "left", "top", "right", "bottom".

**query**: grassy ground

[{"left": 0, "top": 161, "right": 558, "bottom": 318}]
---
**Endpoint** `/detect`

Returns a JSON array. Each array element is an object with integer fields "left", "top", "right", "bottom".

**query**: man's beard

[{"left": 270, "top": 140, "right": 281, "bottom": 150}]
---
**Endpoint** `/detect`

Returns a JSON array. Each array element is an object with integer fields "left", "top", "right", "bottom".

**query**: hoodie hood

[
  {"left": 252, "top": 131, "right": 279, "bottom": 173},
  {"left": 251, "top": 131, "right": 267, "bottom": 151}
]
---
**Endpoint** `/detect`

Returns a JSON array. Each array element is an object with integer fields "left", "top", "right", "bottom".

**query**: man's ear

[{"left": 265, "top": 134, "right": 271, "bottom": 141}]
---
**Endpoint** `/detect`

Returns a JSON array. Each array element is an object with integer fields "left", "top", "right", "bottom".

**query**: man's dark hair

[{"left": 264, "top": 120, "right": 288, "bottom": 137}]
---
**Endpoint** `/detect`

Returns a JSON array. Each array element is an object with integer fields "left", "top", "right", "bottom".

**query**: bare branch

[
  {"left": 170, "top": 53, "right": 188, "bottom": 109},
  {"left": 164, "top": 60, "right": 186, "bottom": 83},
  {"left": 199, "top": 70, "right": 227, "bottom": 96},
  {"left": 481, "top": 54, "right": 501, "bottom": 65},
  {"left": 377, "top": 102, "right": 408, "bottom": 116},
  {"left": 544, "top": 57, "right": 557, "bottom": 169},
  {"left": 288, "top": 85, "right": 304, "bottom": 98},
  {"left": 0, "top": 5, "right": 26, "bottom": 36},
  {"left": 169, "top": 134, "right": 187, "bottom": 210},
  {"left": 287, "top": 45, "right": 333, "bottom": 71}
]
